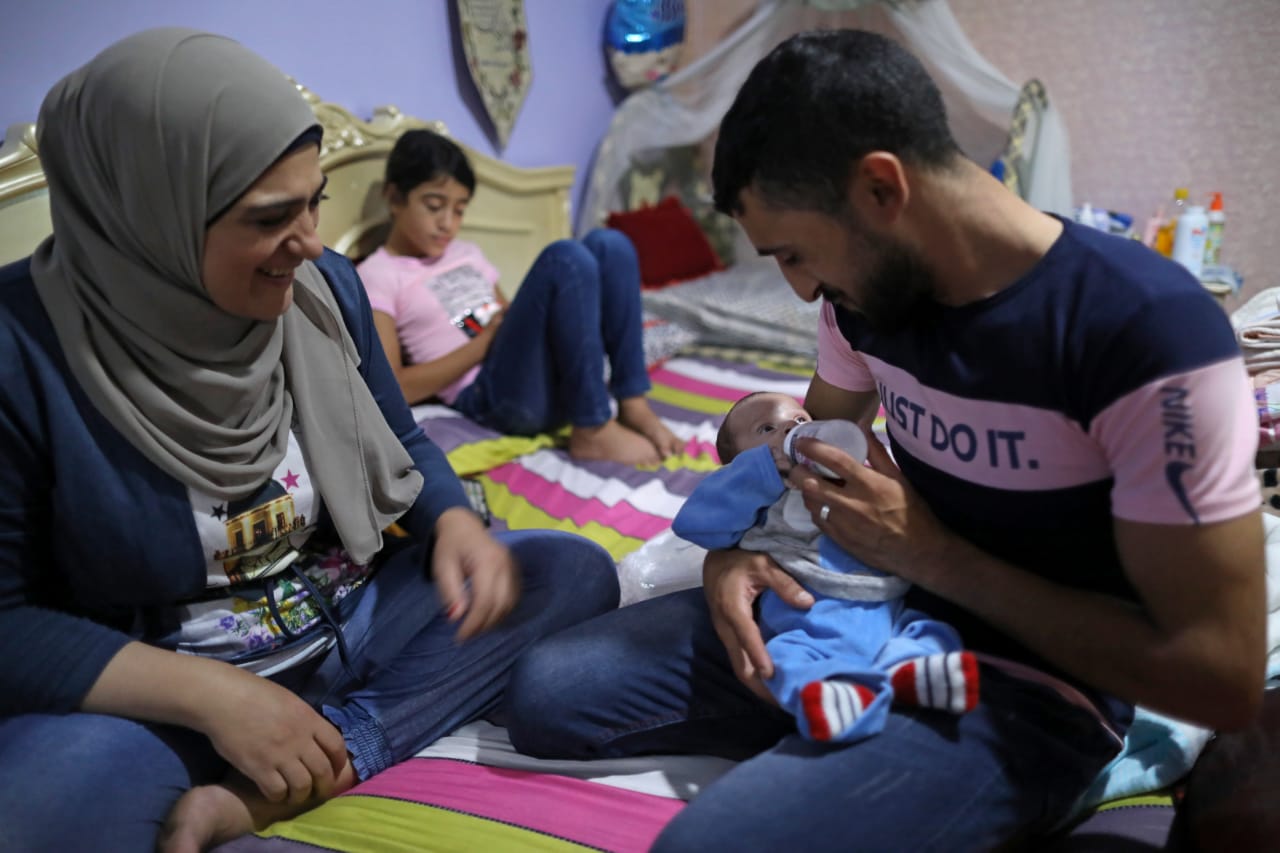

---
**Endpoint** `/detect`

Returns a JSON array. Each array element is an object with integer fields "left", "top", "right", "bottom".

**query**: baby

[{"left": 673, "top": 392, "right": 979, "bottom": 743}]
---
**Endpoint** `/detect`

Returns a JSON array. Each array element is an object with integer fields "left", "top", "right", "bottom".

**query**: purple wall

[
  {"left": 1, "top": 0, "right": 618, "bottom": 214},
  {"left": 951, "top": 0, "right": 1279, "bottom": 307}
]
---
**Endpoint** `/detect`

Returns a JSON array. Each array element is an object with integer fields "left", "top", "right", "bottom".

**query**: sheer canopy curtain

[{"left": 579, "top": 0, "right": 1073, "bottom": 236}]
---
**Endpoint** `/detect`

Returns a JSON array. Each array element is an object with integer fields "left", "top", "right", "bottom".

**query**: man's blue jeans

[
  {"left": 505, "top": 588, "right": 1125, "bottom": 852},
  {"left": 453, "top": 228, "right": 650, "bottom": 434},
  {"left": 0, "top": 530, "right": 618, "bottom": 851}
]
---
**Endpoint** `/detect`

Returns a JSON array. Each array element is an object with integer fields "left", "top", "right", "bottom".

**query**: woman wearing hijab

[{"left": 0, "top": 28, "right": 619, "bottom": 852}]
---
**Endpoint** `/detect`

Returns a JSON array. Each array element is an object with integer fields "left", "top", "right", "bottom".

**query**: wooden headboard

[
  {"left": 0, "top": 82, "right": 575, "bottom": 293},
  {"left": 0, "top": 124, "right": 48, "bottom": 269}
]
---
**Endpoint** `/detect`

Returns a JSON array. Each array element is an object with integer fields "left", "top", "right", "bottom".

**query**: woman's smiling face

[{"left": 200, "top": 144, "right": 327, "bottom": 321}]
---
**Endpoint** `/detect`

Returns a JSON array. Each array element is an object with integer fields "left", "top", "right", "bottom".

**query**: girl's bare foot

[
  {"left": 619, "top": 397, "right": 682, "bottom": 457},
  {"left": 569, "top": 419, "right": 661, "bottom": 465}
]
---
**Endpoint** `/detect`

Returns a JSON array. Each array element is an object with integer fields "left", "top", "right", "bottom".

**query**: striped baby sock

[
  {"left": 799, "top": 679, "right": 876, "bottom": 742},
  {"left": 889, "top": 652, "right": 979, "bottom": 714}
]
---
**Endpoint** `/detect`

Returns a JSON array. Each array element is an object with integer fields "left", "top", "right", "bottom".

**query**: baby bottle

[{"left": 783, "top": 420, "right": 868, "bottom": 479}]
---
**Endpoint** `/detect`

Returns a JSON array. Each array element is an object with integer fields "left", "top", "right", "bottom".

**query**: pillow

[
  {"left": 641, "top": 312, "right": 699, "bottom": 369},
  {"left": 602, "top": 312, "right": 697, "bottom": 387},
  {"left": 616, "top": 145, "right": 737, "bottom": 269},
  {"left": 607, "top": 196, "right": 723, "bottom": 289}
]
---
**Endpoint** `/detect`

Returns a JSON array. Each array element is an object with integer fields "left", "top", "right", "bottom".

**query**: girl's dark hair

[{"left": 385, "top": 129, "right": 476, "bottom": 197}]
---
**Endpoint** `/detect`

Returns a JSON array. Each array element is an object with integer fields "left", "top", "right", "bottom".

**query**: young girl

[{"left": 357, "top": 130, "right": 681, "bottom": 465}]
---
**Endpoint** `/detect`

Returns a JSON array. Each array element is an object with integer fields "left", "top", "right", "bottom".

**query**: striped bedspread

[
  {"left": 221, "top": 721, "right": 736, "bottom": 853},
  {"left": 233, "top": 757, "right": 687, "bottom": 852},
  {"left": 415, "top": 346, "right": 817, "bottom": 561}
]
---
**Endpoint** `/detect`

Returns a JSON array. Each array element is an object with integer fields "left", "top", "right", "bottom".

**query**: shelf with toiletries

[{"left": 1074, "top": 189, "right": 1238, "bottom": 305}]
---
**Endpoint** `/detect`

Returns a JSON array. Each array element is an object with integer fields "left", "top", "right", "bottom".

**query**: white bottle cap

[{"left": 783, "top": 420, "right": 867, "bottom": 477}]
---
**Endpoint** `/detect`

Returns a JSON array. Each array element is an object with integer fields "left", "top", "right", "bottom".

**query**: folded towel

[
  {"left": 1240, "top": 332, "right": 1280, "bottom": 358},
  {"left": 1231, "top": 289, "right": 1280, "bottom": 374},
  {"left": 1232, "top": 287, "right": 1280, "bottom": 333},
  {"left": 1244, "top": 355, "right": 1280, "bottom": 378},
  {"left": 1242, "top": 327, "right": 1280, "bottom": 345},
  {"left": 1072, "top": 706, "right": 1212, "bottom": 815}
]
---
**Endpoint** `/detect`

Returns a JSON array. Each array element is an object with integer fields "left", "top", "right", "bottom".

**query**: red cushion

[{"left": 607, "top": 196, "right": 723, "bottom": 289}]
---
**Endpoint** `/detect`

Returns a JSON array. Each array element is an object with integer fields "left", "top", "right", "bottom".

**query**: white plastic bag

[{"left": 618, "top": 528, "right": 706, "bottom": 607}]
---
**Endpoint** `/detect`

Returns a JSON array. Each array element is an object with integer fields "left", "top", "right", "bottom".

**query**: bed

[{"left": 3, "top": 84, "right": 1276, "bottom": 853}]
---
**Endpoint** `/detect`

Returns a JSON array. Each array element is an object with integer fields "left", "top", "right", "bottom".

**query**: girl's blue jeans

[
  {"left": 0, "top": 530, "right": 618, "bottom": 851},
  {"left": 453, "top": 228, "right": 650, "bottom": 434}
]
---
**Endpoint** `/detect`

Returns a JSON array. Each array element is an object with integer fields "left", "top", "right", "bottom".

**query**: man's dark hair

[
  {"left": 385, "top": 128, "right": 476, "bottom": 197},
  {"left": 712, "top": 29, "right": 961, "bottom": 216}
]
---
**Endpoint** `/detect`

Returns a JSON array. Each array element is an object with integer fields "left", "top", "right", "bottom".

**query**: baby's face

[{"left": 729, "top": 394, "right": 811, "bottom": 458}]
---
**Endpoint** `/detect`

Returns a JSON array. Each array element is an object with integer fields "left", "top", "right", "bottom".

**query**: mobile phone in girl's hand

[{"left": 453, "top": 300, "right": 502, "bottom": 338}]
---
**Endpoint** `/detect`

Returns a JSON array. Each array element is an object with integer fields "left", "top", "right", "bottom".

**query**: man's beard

[{"left": 854, "top": 237, "right": 938, "bottom": 334}]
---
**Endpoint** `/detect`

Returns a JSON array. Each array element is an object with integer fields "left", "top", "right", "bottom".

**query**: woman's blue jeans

[
  {"left": 0, "top": 530, "right": 618, "bottom": 851},
  {"left": 505, "top": 588, "right": 1125, "bottom": 853},
  {"left": 453, "top": 228, "right": 650, "bottom": 435}
]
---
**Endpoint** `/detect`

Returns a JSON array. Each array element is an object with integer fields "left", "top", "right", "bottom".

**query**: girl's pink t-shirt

[{"left": 356, "top": 241, "right": 500, "bottom": 404}]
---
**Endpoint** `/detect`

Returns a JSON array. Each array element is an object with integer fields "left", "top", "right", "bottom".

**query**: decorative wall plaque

[{"left": 455, "top": 0, "right": 532, "bottom": 149}]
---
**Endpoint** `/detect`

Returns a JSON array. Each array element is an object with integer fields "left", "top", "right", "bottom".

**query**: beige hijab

[{"left": 30, "top": 28, "right": 422, "bottom": 564}]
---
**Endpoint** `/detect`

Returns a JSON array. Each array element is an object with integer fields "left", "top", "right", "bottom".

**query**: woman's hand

[
  {"left": 431, "top": 506, "right": 520, "bottom": 640},
  {"left": 787, "top": 434, "right": 951, "bottom": 585},
  {"left": 82, "top": 642, "right": 349, "bottom": 806},
  {"left": 196, "top": 665, "right": 350, "bottom": 805},
  {"left": 702, "top": 548, "right": 813, "bottom": 703}
]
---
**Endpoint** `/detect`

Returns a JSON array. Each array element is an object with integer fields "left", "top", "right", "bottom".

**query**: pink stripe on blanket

[
  {"left": 683, "top": 437, "right": 720, "bottom": 459},
  {"left": 487, "top": 464, "right": 677, "bottom": 540},
  {"left": 649, "top": 366, "right": 751, "bottom": 402},
  {"left": 354, "top": 758, "right": 684, "bottom": 852}
]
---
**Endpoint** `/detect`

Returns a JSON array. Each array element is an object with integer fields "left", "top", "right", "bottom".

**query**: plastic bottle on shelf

[
  {"left": 1142, "top": 205, "right": 1166, "bottom": 247},
  {"left": 1203, "top": 191, "right": 1225, "bottom": 266},
  {"left": 1153, "top": 187, "right": 1189, "bottom": 257},
  {"left": 1172, "top": 203, "right": 1209, "bottom": 279},
  {"left": 783, "top": 420, "right": 868, "bottom": 479},
  {"left": 1108, "top": 210, "right": 1134, "bottom": 236}
]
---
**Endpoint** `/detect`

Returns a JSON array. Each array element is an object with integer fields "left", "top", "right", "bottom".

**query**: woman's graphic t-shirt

[
  {"left": 357, "top": 241, "right": 501, "bottom": 404},
  {"left": 169, "top": 430, "right": 373, "bottom": 675}
]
